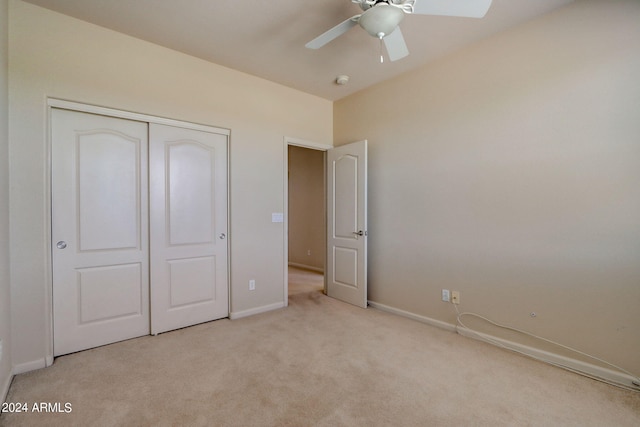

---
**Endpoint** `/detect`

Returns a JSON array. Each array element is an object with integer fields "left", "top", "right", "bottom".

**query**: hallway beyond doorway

[{"left": 288, "top": 266, "right": 324, "bottom": 298}]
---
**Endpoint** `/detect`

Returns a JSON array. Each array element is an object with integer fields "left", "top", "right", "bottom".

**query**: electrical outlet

[
  {"left": 307, "top": 250, "right": 311, "bottom": 256},
  {"left": 451, "top": 291, "right": 460, "bottom": 304},
  {"left": 442, "top": 289, "right": 450, "bottom": 302},
  {"left": 249, "top": 279, "right": 256, "bottom": 291}
]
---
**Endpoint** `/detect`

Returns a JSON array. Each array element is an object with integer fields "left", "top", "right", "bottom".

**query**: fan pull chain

[{"left": 378, "top": 33, "right": 385, "bottom": 63}]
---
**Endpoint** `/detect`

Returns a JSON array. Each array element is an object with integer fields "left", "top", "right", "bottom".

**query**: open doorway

[
  {"left": 284, "top": 138, "right": 368, "bottom": 308},
  {"left": 284, "top": 139, "right": 331, "bottom": 304}
]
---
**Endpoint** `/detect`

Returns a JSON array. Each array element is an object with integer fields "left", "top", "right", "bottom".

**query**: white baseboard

[
  {"left": 456, "top": 327, "right": 640, "bottom": 391},
  {"left": 367, "top": 301, "right": 457, "bottom": 332},
  {"left": 12, "top": 358, "right": 47, "bottom": 375},
  {"left": 229, "top": 302, "right": 285, "bottom": 320},
  {"left": 368, "top": 300, "right": 640, "bottom": 392},
  {"left": 287, "top": 262, "right": 324, "bottom": 274},
  {"left": 1, "top": 371, "right": 12, "bottom": 403}
]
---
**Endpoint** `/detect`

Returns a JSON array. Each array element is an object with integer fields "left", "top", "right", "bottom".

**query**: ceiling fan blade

[
  {"left": 383, "top": 27, "right": 409, "bottom": 62},
  {"left": 413, "top": 0, "right": 492, "bottom": 18},
  {"left": 305, "top": 16, "right": 360, "bottom": 49}
]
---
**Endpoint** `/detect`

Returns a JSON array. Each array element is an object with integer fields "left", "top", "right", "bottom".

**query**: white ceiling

[{"left": 23, "top": 0, "right": 575, "bottom": 101}]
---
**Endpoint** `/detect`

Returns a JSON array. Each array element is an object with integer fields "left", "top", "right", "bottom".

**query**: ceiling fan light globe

[{"left": 358, "top": 4, "right": 405, "bottom": 38}]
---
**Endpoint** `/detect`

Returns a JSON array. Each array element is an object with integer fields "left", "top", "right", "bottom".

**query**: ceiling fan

[{"left": 306, "top": 0, "right": 493, "bottom": 62}]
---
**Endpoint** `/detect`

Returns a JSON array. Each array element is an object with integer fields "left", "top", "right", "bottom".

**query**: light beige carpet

[{"left": 1, "top": 267, "right": 639, "bottom": 426}]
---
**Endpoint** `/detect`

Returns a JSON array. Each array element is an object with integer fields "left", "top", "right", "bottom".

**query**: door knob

[
  {"left": 352, "top": 230, "right": 364, "bottom": 236},
  {"left": 56, "top": 241, "right": 67, "bottom": 249},
  {"left": 219, "top": 233, "right": 226, "bottom": 240}
]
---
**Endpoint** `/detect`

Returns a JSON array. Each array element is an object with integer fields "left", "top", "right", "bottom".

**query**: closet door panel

[
  {"left": 167, "top": 142, "right": 215, "bottom": 245},
  {"left": 52, "top": 109, "right": 150, "bottom": 356},
  {"left": 150, "top": 124, "right": 228, "bottom": 334}
]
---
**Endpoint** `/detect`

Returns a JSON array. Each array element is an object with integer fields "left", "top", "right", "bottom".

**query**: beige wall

[
  {"left": 335, "top": 0, "right": 640, "bottom": 375},
  {"left": 288, "top": 145, "right": 325, "bottom": 271},
  {"left": 8, "top": 0, "right": 332, "bottom": 370},
  {"left": 0, "top": 0, "right": 13, "bottom": 400}
]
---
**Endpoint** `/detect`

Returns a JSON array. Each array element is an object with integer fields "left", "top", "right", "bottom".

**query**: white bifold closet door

[{"left": 52, "top": 109, "right": 228, "bottom": 356}]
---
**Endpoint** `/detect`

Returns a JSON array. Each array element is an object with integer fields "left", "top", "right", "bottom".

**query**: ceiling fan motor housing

[{"left": 358, "top": 3, "right": 406, "bottom": 38}]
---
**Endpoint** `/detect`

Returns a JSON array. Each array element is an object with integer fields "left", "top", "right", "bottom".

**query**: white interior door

[
  {"left": 326, "top": 140, "right": 368, "bottom": 308},
  {"left": 52, "top": 108, "right": 150, "bottom": 356},
  {"left": 149, "top": 124, "right": 229, "bottom": 334}
]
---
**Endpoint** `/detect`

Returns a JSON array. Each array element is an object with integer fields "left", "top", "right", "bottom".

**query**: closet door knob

[
  {"left": 56, "top": 241, "right": 67, "bottom": 249},
  {"left": 219, "top": 233, "right": 226, "bottom": 240}
]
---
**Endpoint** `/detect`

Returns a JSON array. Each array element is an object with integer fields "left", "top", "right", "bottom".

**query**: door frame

[
  {"left": 46, "top": 98, "right": 231, "bottom": 365},
  {"left": 283, "top": 137, "right": 332, "bottom": 306}
]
